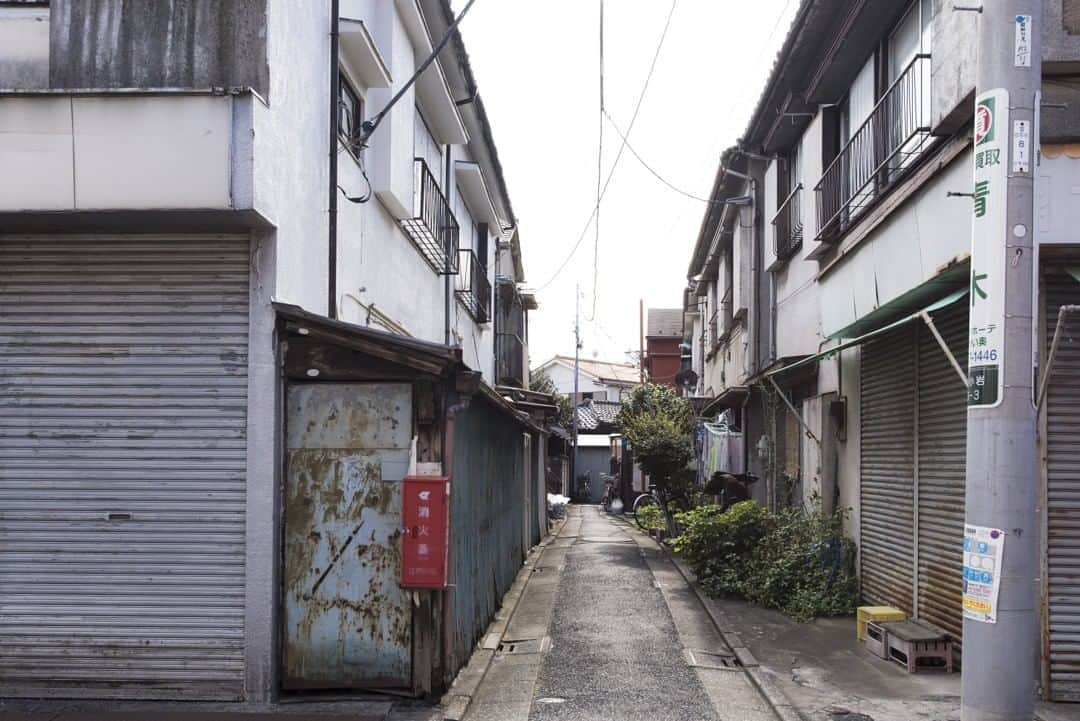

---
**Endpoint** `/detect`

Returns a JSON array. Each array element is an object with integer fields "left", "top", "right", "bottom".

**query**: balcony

[
  {"left": 771, "top": 183, "right": 803, "bottom": 262},
  {"left": 455, "top": 248, "right": 491, "bottom": 323},
  {"left": 400, "top": 158, "right": 460, "bottom": 274},
  {"left": 814, "top": 54, "right": 932, "bottom": 243},
  {"left": 497, "top": 332, "right": 526, "bottom": 388}
]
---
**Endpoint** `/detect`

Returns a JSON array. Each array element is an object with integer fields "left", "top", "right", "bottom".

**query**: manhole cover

[
  {"left": 497, "top": 637, "right": 551, "bottom": 655},
  {"left": 684, "top": 648, "right": 741, "bottom": 669}
]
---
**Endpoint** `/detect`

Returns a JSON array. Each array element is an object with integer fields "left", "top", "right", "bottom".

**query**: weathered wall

[
  {"left": 49, "top": 0, "right": 269, "bottom": 94},
  {"left": 819, "top": 148, "right": 972, "bottom": 336},
  {"left": 0, "top": 4, "right": 49, "bottom": 88},
  {"left": 449, "top": 399, "right": 528, "bottom": 675}
]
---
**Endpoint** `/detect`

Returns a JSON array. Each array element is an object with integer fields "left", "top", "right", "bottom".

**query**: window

[
  {"left": 338, "top": 73, "right": 363, "bottom": 156},
  {"left": 814, "top": 0, "right": 934, "bottom": 242},
  {"left": 475, "top": 222, "right": 489, "bottom": 272},
  {"left": 414, "top": 109, "right": 442, "bottom": 182},
  {"left": 773, "top": 144, "right": 803, "bottom": 261}
]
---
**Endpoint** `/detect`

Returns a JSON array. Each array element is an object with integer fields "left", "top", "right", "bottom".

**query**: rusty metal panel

[
  {"left": 1045, "top": 272, "right": 1080, "bottom": 701},
  {"left": 916, "top": 301, "right": 968, "bottom": 642},
  {"left": 448, "top": 399, "right": 526, "bottom": 673},
  {"left": 0, "top": 234, "right": 249, "bottom": 700},
  {"left": 283, "top": 383, "right": 412, "bottom": 690},
  {"left": 860, "top": 324, "right": 916, "bottom": 615}
]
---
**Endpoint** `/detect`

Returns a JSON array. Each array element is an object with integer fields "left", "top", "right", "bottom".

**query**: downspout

[
  {"left": 327, "top": 0, "right": 339, "bottom": 319},
  {"left": 441, "top": 394, "right": 470, "bottom": 678},
  {"left": 444, "top": 150, "right": 453, "bottom": 345}
]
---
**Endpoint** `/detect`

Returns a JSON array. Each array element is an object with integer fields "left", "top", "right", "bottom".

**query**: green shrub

[
  {"left": 636, "top": 502, "right": 667, "bottom": 532},
  {"left": 674, "top": 501, "right": 859, "bottom": 623}
]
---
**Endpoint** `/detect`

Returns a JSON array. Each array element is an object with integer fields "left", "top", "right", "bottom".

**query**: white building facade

[
  {"left": 0, "top": 0, "right": 544, "bottom": 704},
  {"left": 683, "top": 0, "right": 1080, "bottom": 700}
]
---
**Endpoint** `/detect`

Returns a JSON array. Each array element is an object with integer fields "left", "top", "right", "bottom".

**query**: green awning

[
  {"left": 765, "top": 288, "right": 969, "bottom": 378},
  {"left": 1068, "top": 267, "right": 1080, "bottom": 284}
]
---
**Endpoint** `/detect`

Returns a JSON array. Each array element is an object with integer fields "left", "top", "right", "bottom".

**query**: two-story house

[
  {"left": 683, "top": 0, "right": 1080, "bottom": 700},
  {"left": 0, "top": 0, "right": 546, "bottom": 705}
]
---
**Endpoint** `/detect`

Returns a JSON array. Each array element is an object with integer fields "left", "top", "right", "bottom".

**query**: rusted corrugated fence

[{"left": 448, "top": 399, "right": 534, "bottom": 670}]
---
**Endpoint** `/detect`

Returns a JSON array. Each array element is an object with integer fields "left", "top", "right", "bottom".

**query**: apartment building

[
  {"left": 683, "top": 0, "right": 1080, "bottom": 699},
  {"left": 0, "top": 0, "right": 547, "bottom": 703}
]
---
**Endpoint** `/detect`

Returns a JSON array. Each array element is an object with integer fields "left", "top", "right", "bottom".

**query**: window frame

[{"left": 338, "top": 71, "right": 364, "bottom": 158}]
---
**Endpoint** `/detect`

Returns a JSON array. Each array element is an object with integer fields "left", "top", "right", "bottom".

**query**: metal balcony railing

[
  {"left": 496, "top": 332, "right": 526, "bottom": 388},
  {"left": 400, "top": 158, "right": 460, "bottom": 274},
  {"left": 771, "top": 183, "right": 803, "bottom": 261},
  {"left": 815, "top": 54, "right": 932, "bottom": 243},
  {"left": 455, "top": 248, "right": 491, "bottom": 323}
]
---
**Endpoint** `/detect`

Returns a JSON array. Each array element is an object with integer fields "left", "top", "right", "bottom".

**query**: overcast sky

[{"left": 454, "top": 0, "right": 798, "bottom": 368}]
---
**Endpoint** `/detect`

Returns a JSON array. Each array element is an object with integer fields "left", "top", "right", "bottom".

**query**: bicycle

[{"left": 632, "top": 484, "right": 688, "bottom": 535}]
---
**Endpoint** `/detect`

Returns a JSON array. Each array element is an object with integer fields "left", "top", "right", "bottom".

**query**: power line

[
  {"left": 603, "top": 109, "right": 728, "bottom": 204},
  {"left": 534, "top": 0, "right": 678, "bottom": 292},
  {"left": 586, "top": 0, "right": 605, "bottom": 323}
]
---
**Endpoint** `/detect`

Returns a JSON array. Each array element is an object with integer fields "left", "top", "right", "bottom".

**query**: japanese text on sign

[
  {"left": 963, "top": 525, "right": 1006, "bottom": 623},
  {"left": 968, "top": 89, "right": 1008, "bottom": 408}
]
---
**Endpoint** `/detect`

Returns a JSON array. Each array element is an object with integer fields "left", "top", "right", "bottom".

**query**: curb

[
  {"left": 610, "top": 513, "right": 805, "bottom": 721},
  {"left": 437, "top": 517, "right": 566, "bottom": 721},
  {"left": 664, "top": 549, "right": 806, "bottom": 721}
]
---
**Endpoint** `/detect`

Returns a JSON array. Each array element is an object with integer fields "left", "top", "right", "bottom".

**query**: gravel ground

[{"left": 528, "top": 507, "right": 720, "bottom": 721}]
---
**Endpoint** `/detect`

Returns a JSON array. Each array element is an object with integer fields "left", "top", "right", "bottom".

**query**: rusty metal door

[
  {"left": 1045, "top": 271, "right": 1080, "bottom": 701},
  {"left": 283, "top": 383, "right": 412, "bottom": 690},
  {"left": 915, "top": 301, "right": 968, "bottom": 642},
  {"left": 859, "top": 324, "right": 917, "bottom": 615}
]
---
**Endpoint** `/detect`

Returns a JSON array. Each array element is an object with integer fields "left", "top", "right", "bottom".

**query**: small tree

[
  {"left": 616, "top": 384, "right": 694, "bottom": 498},
  {"left": 529, "top": 370, "right": 573, "bottom": 428}
]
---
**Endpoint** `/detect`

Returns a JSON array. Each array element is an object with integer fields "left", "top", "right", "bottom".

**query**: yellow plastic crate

[{"left": 857, "top": 606, "right": 906, "bottom": 641}]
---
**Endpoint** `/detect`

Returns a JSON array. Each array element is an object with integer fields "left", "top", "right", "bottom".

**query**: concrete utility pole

[
  {"left": 962, "top": 4, "right": 1040, "bottom": 720},
  {"left": 572, "top": 284, "right": 581, "bottom": 496}
]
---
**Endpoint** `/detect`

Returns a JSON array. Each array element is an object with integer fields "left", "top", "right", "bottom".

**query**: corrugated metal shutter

[
  {"left": 1046, "top": 270, "right": 1080, "bottom": 701},
  {"left": 916, "top": 301, "right": 968, "bottom": 641},
  {"left": 860, "top": 324, "right": 916, "bottom": 614},
  {"left": 0, "top": 235, "right": 249, "bottom": 700}
]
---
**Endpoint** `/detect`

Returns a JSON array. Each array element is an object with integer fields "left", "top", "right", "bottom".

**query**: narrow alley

[{"left": 460, "top": 506, "right": 776, "bottom": 721}]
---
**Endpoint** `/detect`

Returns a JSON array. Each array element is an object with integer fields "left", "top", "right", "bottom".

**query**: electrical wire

[
  {"left": 358, "top": 0, "right": 478, "bottom": 144},
  {"left": 534, "top": 0, "right": 679, "bottom": 292},
  {"left": 585, "top": 0, "right": 604, "bottom": 323},
  {"left": 603, "top": 109, "right": 732, "bottom": 205}
]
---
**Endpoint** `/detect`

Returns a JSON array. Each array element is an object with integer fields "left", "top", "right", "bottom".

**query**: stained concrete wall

[
  {"left": 0, "top": 5, "right": 49, "bottom": 89},
  {"left": 49, "top": 0, "right": 269, "bottom": 94}
]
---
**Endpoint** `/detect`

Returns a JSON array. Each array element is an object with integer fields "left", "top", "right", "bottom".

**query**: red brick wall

[{"left": 645, "top": 337, "right": 682, "bottom": 390}]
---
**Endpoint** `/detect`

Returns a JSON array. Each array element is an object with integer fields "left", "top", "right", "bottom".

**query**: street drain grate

[
  {"left": 683, "top": 648, "right": 741, "bottom": 669},
  {"left": 497, "top": 636, "right": 551, "bottom": 655},
  {"left": 532, "top": 565, "right": 563, "bottom": 574}
]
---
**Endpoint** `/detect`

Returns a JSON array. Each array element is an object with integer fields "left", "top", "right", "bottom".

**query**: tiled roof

[
  {"left": 575, "top": 399, "right": 622, "bottom": 431},
  {"left": 541, "top": 355, "right": 639, "bottom": 385},
  {"left": 647, "top": 308, "right": 683, "bottom": 338}
]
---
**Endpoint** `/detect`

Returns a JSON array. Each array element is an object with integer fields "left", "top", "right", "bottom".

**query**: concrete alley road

[{"left": 461, "top": 505, "right": 776, "bottom": 721}]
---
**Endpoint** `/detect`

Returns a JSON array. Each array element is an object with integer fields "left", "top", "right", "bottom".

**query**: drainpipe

[
  {"left": 444, "top": 151, "right": 453, "bottom": 346},
  {"left": 440, "top": 393, "right": 470, "bottom": 680},
  {"left": 327, "top": 0, "right": 339, "bottom": 319}
]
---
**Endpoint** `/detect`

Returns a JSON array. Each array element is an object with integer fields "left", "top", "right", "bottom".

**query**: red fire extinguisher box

[{"left": 400, "top": 476, "right": 450, "bottom": 589}]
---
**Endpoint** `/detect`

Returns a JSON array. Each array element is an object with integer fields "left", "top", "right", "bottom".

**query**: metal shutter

[
  {"left": 860, "top": 324, "right": 916, "bottom": 614},
  {"left": 1046, "top": 270, "right": 1080, "bottom": 701},
  {"left": 0, "top": 235, "right": 249, "bottom": 700},
  {"left": 916, "top": 301, "right": 968, "bottom": 642}
]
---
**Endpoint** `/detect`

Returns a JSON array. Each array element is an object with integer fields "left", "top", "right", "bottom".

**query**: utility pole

[
  {"left": 962, "top": 4, "right": 1040, "bottom": 720},
  {"left": 639, "top": 299, "right": 645, "bottom": 384},
  {"left": 572, "top": 284, "right": 581, "bottom": 497}
]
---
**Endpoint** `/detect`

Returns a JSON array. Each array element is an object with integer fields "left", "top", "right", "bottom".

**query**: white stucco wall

[
  {"left": 819, "top": 147, "right": 973, "bottom": 336},
  {"left": 770, "top": 116, "right": 823, "bottom": 362},
  {"left": 261, "top": 0, "right": 498, "bottom": 383}
]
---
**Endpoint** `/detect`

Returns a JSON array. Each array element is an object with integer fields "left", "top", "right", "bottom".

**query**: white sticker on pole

[
  {"left": 1015, "top": 14, "right": 1032, "bottom": 67},
  {"left": 969, "top": 89, "right": 1008, "bottom": 409},
  {"left": 963, "top": 525, "right": 1006, "bottom": 624},
  {"left": 1013, "top": 120, "right": 1031, "bottom": 173}
]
